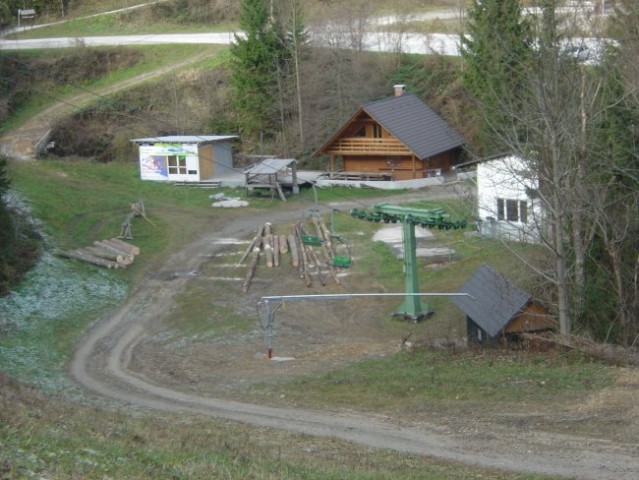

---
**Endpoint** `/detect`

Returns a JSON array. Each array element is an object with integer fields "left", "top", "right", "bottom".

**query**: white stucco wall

[{"left": 476, "top": 156, "right": 542, "bottom": 242}]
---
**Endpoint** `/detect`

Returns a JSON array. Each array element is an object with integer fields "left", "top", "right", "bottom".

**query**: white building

[
  {"left": 131, "top": 135, "right": 238, "bottom": 183},
  {"left": 476, "top": 155, "right": 542, "bottom": 243}
]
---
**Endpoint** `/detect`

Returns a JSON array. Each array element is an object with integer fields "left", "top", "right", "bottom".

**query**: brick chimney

[{"left": 394, "top": 84, "right": 405, "bottom": 97}]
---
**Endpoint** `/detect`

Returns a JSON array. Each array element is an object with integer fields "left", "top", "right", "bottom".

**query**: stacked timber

[
  {"left": 239, "top": 217, "right": 344, "bottom": 293},
  {"left": 58, "top": 238, "right": 140, "bottom": 269}
]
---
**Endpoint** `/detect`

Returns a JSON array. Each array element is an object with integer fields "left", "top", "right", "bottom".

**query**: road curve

[{"left": 69, "top": 201, "right": 639, "bottom": 480}]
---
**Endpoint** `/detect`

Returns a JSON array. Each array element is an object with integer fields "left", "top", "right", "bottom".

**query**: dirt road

[
  {"left": 69, "top": 197, "right": 639, "bottom": 480},
  {"left": 3, "top": 41, "right": 637, "bottom": 479},
  {"left": 0, "top": 49, "right": 219, "bottom": 160}
]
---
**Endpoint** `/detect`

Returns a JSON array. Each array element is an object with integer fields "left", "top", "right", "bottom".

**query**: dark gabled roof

[
  {"left": 451, "top": 264, "right": 531, "bottom": 338},
  {"left": 362, "top": 93, "right": 464, "bottom": 159}
]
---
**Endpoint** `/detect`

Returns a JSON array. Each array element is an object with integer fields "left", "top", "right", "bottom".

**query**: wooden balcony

[{"left": 326, "top": 137, "right": 412, "bottom": 156}]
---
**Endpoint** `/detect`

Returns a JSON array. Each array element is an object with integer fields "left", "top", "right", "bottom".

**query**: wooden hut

[
  {"left": 452, "top": 264, "right": 557, "bottom": 347},
  {"left": 244, "top": 158, "right": 299, "bottom": 201}
]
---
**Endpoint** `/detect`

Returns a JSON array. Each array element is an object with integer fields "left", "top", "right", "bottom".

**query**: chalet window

[
  {"left": 497, "top": 198, "right": 505, "bottom": 221},
  {"left": 373, "top": 124, "right": 382, "bottom": 138},
  {"left": 520, "top": 201, "right": 528, "bottom": 223},
  {"left": 506, "top": 199, "right": 518, "bottom": 222},
  {"left": 167, "top": 155, "right": 187, "bottom": 175},
  {"left": 496, "top": 198, "right": 528, "bottom": 223}
]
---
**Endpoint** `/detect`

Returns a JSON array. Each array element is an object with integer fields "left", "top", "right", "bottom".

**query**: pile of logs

[
  {"left": 58, "top": 238, "right": 140, "bottom": 269},
  {"left": 239, "top": 215, "right": 344, "bottom": 293}
]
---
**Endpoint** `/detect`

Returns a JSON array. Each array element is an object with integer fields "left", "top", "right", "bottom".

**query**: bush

[{"left": 0, "top": 158, "right": 42, "bottom": 296}]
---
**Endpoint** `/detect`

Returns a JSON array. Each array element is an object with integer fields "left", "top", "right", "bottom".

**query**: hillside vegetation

[{"left": 1, "top": 2, "right": 639, "bottom": 478}]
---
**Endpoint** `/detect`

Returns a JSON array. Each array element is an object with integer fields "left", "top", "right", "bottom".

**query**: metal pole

[{"left": 258, "top": 292, "right": 474, "bottom": 358}]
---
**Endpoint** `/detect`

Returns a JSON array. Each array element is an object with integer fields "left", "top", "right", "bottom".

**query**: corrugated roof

[
  {"left": 131, "top": 135, "right": 238, "bottom": 144},
  {"left": 451, "top": 264, "right": 531, "bottom": 337},
  {"left": 244, "top": 158, "right": 295, "bottom": 174},
  {"left": 363, "top": 93, "right": 464, "bottom": 160}
]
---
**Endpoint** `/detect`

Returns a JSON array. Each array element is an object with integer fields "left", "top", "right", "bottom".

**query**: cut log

[
  {"left": 279, "top": 234, "right": 288, "bottom": 254},
  {"left": 93, "top": 240, "right": 130, "bottom": 257},
  {"left": 108, "top": 237, "right": 140, "bottom": 255},
  {"left": 58, "top": 249, "right": 119, "bottom": 269},
  {"left": 295, "top": 224, "right": 312, "bottom": 287},
  {"left": 237, "top": 224, "right": 265, "bottom": 266},
  {"left": 242, "top": 237, "right": 262, "bottom": 293},
  {"left": 84, "top": 246, "right": 133, "bottom": 265},
  {"left": 288, "top": 233, "right": 299, "bottom": 268},
  {"left": 272, "top": 234, "right": 280, "bottom": 267},
  {"left": 264, "top": 234, "right": 274, "bottom": 268},
  {"left": 317, "top": 215, "right": 336, "bottom": 258},
  {"left": 102, "top": 239, "right": 139, "bottom": 258}
]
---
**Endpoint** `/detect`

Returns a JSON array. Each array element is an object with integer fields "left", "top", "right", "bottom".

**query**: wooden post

[
  {"left": 273, "top": 235, "right": 280, "bottom": 267},
  {"left": 242, "top": 237, "right": 262, "bottom": 293},
  {"left": 279, "top": 234, "right": 289, "bottom": 254},
  {"left": 288, "top": 233, "right": 299, "bottom": 268},
  {"left": 237, "top": 224, "right": 265, "bottom": 265},
  {"left": 264, "top": 234, "right": 274, "bottom": 268}
]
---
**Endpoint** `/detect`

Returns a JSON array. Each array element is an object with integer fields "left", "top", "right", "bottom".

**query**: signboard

[{"left": 139, "top": 143, "right": 199, "bottom": 181}]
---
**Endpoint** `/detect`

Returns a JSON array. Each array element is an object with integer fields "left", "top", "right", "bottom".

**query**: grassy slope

[
  {"left": 0, "top": 5, "right": 613, "bottom": 477},
  {"left": 1, "top": 160, "right": 564, "bottom": 479}
]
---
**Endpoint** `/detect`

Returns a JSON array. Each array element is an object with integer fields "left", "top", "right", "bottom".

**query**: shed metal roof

[
  {"left": 244, "top": 158, "right": 295, "bottom": 175},
  {"left": 451, "top": 264, "right": 531, "bottom": 338},
  {"left": 362, "top": 93, "right": 464, "bottom": 160},
  {"left": 131, "top": 135, "right": 238, "bottom": 144}
]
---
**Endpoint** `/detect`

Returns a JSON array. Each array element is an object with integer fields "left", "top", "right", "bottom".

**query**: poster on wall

[{"left": 139, "top": 144, "right": 198, "bottom": 181}]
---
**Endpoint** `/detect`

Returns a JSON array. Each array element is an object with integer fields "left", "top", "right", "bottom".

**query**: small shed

[
  {"left": 244, "top": 158, "right": 299, "bottom": 201},
  {"left": 131, "top": 135, "right": 238, "bottom": 183},
  {"left": 451, "top": 264, "right": 556, "bottom": 347}
]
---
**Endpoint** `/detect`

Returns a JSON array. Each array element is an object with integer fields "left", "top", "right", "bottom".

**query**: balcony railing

[{"left": 326, "top": 137, "right": 412, "bottom": 156}]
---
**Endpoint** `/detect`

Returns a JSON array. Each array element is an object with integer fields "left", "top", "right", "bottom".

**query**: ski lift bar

[
  {"left": 258, "top": 292, "right": 475, "bottom": 358},
  {"left": 261, "top": 292, "right": 474, "bottom": 302}
]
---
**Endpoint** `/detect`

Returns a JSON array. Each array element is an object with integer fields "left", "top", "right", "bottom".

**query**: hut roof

[
  {"left": 362, "top": 93, "right": 464, "bottom": 160},
  {"left": 244, "top": 158, "right": 295, "bottom": 175},
  {"left": 131, "top": 135, "right": 237, "bottom": 145},
  {"left": 451, "top": 264, "right": 531, "bottom": 337}
]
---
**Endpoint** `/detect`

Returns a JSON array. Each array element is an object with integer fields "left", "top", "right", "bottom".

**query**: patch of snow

[{"left": 212, "top": 199, "right": 249, "bottom": 208}]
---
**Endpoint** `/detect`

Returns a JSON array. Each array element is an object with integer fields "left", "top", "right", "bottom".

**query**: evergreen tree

[
  {"left": 460, "top": 0, "right": 532, "bottom": 152},
  {"left": 230, "top": 0, "right": 282, "bottom": 141}
]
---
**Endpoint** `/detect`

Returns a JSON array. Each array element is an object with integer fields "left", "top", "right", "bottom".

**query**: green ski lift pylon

[{"left": 350, "top": 203, "right": 467, "bottom": 321}]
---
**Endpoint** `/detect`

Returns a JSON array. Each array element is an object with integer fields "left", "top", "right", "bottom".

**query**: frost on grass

[{"left": 0, "top": 251, "right": 127, "bottom": 394}]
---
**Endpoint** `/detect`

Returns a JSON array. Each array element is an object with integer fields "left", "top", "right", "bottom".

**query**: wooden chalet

[
  {"left": 314, "top": 85, "right": 464, "bottom": 181},
  {"left": 451, "top": 264, "right": 557, "bottom": 347}
]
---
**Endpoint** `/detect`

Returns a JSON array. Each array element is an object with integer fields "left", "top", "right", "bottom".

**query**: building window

[
  {"left": 497, "top": 198, "right": 505, "bottom": 220},
  {"left": 497, "top": 198, "right": 528, "bottom": 223},
  {"left": 167, "top": 155, "right": 187, "bottom": 175},
  {"left": 373, "top": 124, "right": 382, "bottom": 138},
  {"left": 520, "top": 201, "right": 528, "bottom": 223}
]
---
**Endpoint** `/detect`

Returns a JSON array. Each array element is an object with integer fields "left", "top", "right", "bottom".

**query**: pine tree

[
  {"left": 460, "top": 0, "right": 532, "bottom": 152},
  {"left": 230, "top": 0, "right": 282, "bottom": 141}
]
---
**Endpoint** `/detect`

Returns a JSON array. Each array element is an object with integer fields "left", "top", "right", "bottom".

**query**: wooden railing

[{"left": 326, "top": 137, "right": 411, "bottom": 155}]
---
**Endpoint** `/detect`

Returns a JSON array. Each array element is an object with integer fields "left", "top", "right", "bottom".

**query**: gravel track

[{"left": 69, "top": 198, "right": 639, "bottom": 480}]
